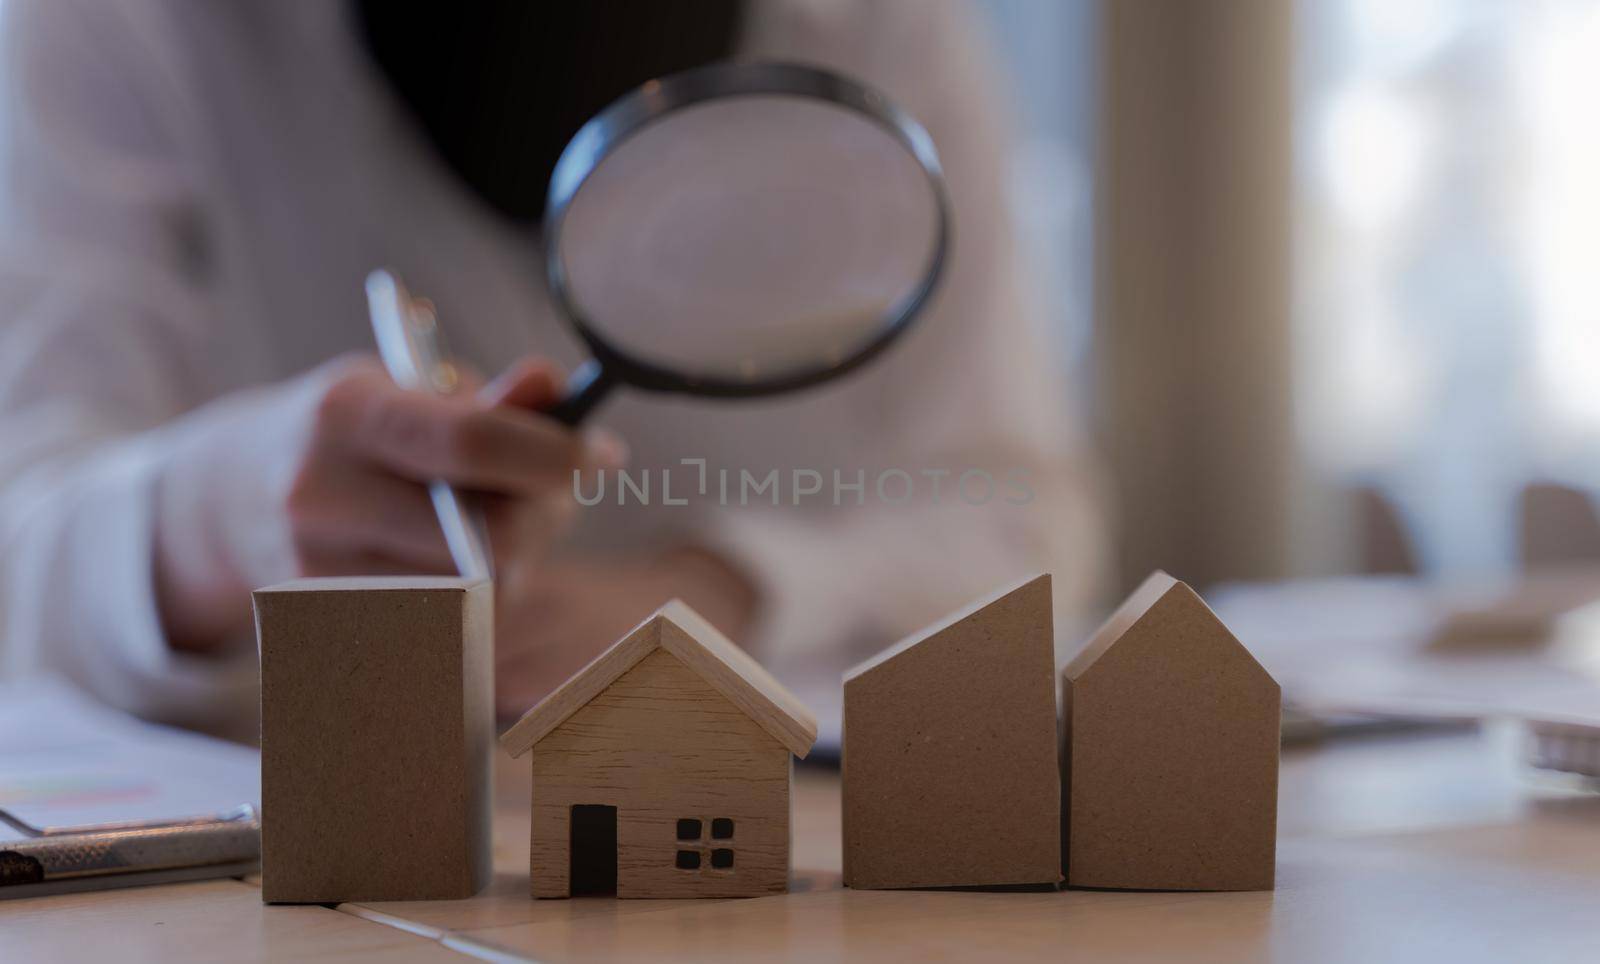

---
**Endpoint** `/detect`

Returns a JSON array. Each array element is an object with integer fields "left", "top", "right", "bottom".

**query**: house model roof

[
  {"left": 844, "top": 572, "right": 1051, "bottom": 682},
  {"left": 1061, "top": 570, "right": 1273, "bottom": 682},
  {"left": 498, "top": 599, "right": 818, "bottom": 759}
]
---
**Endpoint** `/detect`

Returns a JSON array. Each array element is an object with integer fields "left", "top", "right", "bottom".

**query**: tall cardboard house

[
  {"left": 842, "top": 573, "right": 1060, "bottom": 889},
  {"left": 500, "top": 600, "right": 817, "bottom": 899},
  {"left": 1061, "top": 571, "right": 1280, "bottom": 891},
  {"left": 255, "top": 577, "right": 493, "bottom": 903}
]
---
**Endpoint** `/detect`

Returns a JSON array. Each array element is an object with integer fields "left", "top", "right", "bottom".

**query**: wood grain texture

[
  {"left": 842, "top": 573, "right": 1060, "bottom": 889},
  {"left": 23, "top": 726, "right": 1600, "bottom": 961},
  {"left": 455, "top": 813, "right": 1600, "bottom": 964},
  {"left": 255, "top": 578, "right": 493, "bottom": 903},
  {"left": 0, "top": 879, "right": 461, "bottom": 962},
  {"left": 445, "top": 731, "right": 1600, "bottom": 962},
  {"left": 655, "top": 601, "right": 817, "bottom": 758},
  {"left": 529, "top": 649, "right": 792, "bottom": 898},
  {"left": 500, "top": 600, "right": 816, "bottom": 759},
  {"left": 1062, "top": 571, "right": 1280, "bottom": 890}
]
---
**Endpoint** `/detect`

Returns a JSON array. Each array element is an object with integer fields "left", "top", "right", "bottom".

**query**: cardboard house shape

[
  {"left": 842, "top": 573, "right": 1061, "bottom": 889},
  {"left": 1061, "top": 571, "right": 1280, "bottom": 891},
  {"left": 255, "top": 576, "right": 493, "bottom": 903},
  {"left": 499, "top": 600, "right": 817, "bottom": 899}
]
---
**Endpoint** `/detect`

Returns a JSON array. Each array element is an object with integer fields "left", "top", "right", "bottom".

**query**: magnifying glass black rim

[{"left": 543, "top": 60, "right": 951, "bottom": 400}]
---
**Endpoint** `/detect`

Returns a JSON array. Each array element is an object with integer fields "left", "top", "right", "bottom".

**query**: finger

[
  {"left": 296, "top": 544, "right": 446, "bottom": 578},
  {"left": 448, "top": 362, "right": 487, "bottom": 397},
  {"left": 481, "top": 360, "right": 628, "bottom": 470},
  {"left": 480, "top": 357, "right": 565, "bottom": 410},
  {"left": 480, "top": 492, "right": 579, "bottom": 569},
  {"left": 350, "top": 385, "right": 613, "bottom": 492},
  {"left": 293, "top": 465, "right": 458, "bottom": 572},
  {"left": 580, "top": 426, "right": 629, "bottom": 473}
]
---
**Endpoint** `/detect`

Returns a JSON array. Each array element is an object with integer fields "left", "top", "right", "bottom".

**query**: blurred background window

[
  {"left": 976, "top": 0, "right": 1100, "bottom": 398},
  {"left": 1297, "top": 0, "right": 1600, "bottom": 578},
  {"left": 979, "top": 0, "right": 1600, "bottom": 591}
]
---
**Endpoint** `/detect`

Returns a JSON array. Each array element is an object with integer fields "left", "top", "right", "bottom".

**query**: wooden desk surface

[{"left": 7, "top": 724, "right": 1599, "bottom": 962}]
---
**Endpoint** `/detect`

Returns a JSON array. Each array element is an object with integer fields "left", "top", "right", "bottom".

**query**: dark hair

[{"left": 356, "top": 0, "right": 745, "bottom": 224}]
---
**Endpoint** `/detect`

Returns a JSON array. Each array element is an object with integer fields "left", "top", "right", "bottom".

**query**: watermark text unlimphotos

[{"left": 574, "top": 458, "right": 1033, "bottom": 508}]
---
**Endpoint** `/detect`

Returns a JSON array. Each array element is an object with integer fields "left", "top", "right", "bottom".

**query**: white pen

[{"left": 364, "top": 268, "right": 494, "bottom": 582}]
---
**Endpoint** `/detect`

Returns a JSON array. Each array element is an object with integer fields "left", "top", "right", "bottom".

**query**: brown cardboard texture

[
  {"left": 1061, "top": 571, "right": 1280, "bottom": 891},
  {"left": 255, "top": 577, "right": 493, "bottom": 903},
  {"left": 499, "top": 599, "right": 817, "bottom": 899},
  {"left": 842, "top": 573, "right": 1060, "bottom": 889}
]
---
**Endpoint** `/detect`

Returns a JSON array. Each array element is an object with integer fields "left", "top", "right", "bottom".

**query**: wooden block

[
  {"left": 841, "top": 573, "right": 1060, "bottom": 889},
  {"left": 1060, "top": 571, "right": 1280, "bottom": 891},
  {"left": 255, "top": 576, "right": 493, "bottom": 903},
  {"left": 499, "top": 600, "right": 817, "bottom": 899}
]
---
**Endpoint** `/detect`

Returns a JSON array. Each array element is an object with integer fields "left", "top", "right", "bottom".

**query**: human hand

[
  {"left": 281, "top": 355, "right": 624, "bottom": 576},
  {"left": 492, "top": 547, "right": 759, "bottom": 718},
  {"left": 155, "top": 353, "right": 626, "bottom": 652}
]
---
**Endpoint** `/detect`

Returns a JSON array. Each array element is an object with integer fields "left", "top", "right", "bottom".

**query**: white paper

[{"left": 0, "top": 678, "right": 259, "bottom": 842}]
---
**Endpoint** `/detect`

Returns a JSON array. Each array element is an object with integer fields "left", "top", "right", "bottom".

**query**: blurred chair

[
  {"left": 1519, "top": 482, "right": 1600, "bottom": 570},
  {"left": 1354, "top": 485, "right": 1418, "bottom": 575}
]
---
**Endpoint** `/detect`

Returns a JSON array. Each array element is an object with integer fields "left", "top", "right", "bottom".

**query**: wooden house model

[
  {"left": 1061, "top": 570, "right": 1280, "bottom": 891},
  {"left": 499, "top": 600, "right": 817, "bottom": 899},
  {"left": 842, "top": 573, "right": 1060, "bottom": 889}
]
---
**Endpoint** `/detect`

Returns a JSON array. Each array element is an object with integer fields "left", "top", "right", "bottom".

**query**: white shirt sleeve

[
  {"left": 710, "top": 0, "right": 1109, "bottom": 679},
  {"left": 0, "top": 0, "right": 259, "bottom": 727}
]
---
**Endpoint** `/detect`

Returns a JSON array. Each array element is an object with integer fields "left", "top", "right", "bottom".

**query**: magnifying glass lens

[{"left": 557, "top": 95, "right": 941, "bottom": 384}]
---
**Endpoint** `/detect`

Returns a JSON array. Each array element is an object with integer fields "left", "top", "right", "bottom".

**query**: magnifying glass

[
  {"left": 366, "top": 63, "right": 947, "bottom": 578},
  {"left": 541, "top": 61, "right": 950, "bottom": 424}
]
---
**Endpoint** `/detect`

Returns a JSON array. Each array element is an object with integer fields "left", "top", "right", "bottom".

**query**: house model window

[{"left": 674, "top": 817, "right": 736, "bottom": 870}]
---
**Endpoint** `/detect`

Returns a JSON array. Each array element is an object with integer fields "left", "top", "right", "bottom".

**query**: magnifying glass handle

[{"left": 545, "top": 359, "right": 615, "bottom": 425}]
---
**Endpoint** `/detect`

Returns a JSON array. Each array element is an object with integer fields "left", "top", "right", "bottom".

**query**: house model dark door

[{"left": 569, "top": 805, "right": 618, "bottom": 895}]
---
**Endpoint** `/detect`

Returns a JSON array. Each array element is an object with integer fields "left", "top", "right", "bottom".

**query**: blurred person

[{"left": 0, "top": 0, "right": 1104, "bottom": 737}]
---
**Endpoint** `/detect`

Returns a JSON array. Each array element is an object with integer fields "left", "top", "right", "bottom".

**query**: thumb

[{"left": 480, "top": 357, "right": 565, "bottom": 411}]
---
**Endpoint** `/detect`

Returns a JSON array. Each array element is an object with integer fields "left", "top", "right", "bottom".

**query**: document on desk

[{"left": 0, "top": 679, "right": 261, "bottom": 896}]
